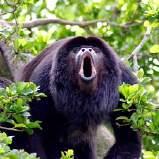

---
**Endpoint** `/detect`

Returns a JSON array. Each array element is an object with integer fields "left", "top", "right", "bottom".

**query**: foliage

[
  {"left": 0, "top": 132, "right": 38, "bottom": 159},
  {"left": 0, "top": 0, "right": 159, "bottom": 158},
  {"left": 0, "top": 82, "right": 45, "bottom": 134},
  {"left": 61, "top": 150, "right": 74, "bottom": 159},
  {"left": 142, "top": 150, "right": 159, "bottom": 159},
  {"left": 118, "top": 69, "right": 159, "bottom": 158},
  {"left": 0, "top": 131, "right": 73, "bottom": 159}
]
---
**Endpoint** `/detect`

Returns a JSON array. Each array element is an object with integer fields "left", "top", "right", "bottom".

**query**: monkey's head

[
  {"left": 52, "top": 37, "right": 121, "bottom": 94},
  {"left": 50, "top": 37, "right": 121, "bottom": 116}
]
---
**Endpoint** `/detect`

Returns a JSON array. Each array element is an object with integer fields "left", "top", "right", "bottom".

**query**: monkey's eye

[
  {"left": 72, "top": 47, "right": 80, "bottom": 53},
  {"left": 93, "top": 47, "right": 101, "bottom": 53}
]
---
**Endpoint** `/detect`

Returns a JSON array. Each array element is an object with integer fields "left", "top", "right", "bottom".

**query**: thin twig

[
  {"left": 0, "top": 0, "right": 18, "bottom": 16},
  {"left": 128, "top": 27, "right": 152, "bottom": 60},
  {"left": 0, "top": 18, "right": 141, "bottom": 29},
  {"left": 0, "top": 5, "right": 17, "bottom": 16},
  {"left": 127, "top": 27, "right": 151, "bottom": 72},
  {"left": 0, "top": 125, "right": 23, "bottom": 132}
]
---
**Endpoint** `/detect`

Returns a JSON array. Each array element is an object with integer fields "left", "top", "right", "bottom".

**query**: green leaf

[
  {"left": 137, "top": 69, "right": 144, "bottom": 79},
  {"left": 149, "top": 45, "right": 159, "bottom": 53},
  {"left": 116, "top": 116, "right": 129, "bottom": 121},
  {"left": 144, "top": 20, "right": 150, "bottom": 27}
]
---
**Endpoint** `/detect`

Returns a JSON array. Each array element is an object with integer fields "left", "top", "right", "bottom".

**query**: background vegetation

[{"left": 0, "top": 0, "right": 159, "bottom": 158}]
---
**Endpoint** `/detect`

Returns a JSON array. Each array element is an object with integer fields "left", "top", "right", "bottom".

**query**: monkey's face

[{"left": 70, "top": 46, "right": 104, "bottom": 93}]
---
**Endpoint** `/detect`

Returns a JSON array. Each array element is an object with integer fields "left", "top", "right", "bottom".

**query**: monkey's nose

[{"left": 81, "top": 48, "right": 93, "bottom": 53}]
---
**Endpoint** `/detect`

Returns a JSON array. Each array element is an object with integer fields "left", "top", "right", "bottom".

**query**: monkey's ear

[{"left": 119, "top": 61, "right": 137, "bottom": 85}]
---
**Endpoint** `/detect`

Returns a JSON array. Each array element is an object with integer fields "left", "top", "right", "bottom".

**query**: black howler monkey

[{"left": 18, "top": 36, "right": 141, "bottom": 159}]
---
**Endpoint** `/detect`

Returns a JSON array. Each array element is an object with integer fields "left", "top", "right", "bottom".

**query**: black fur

[
  {"left": 0, "top": 77, "right": 12, "bottom": 87},
  {"left": 16, "top": 36, "right": 141, "bottom": 159}
]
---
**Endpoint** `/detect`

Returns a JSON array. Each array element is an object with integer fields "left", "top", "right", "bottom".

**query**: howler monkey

[{"left": 18, "top": 36, "right": 141, "bottom": 159}]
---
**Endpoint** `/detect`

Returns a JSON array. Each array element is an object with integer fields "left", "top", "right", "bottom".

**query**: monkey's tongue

[{"left": 79, "top": 56, "right": 96, "bottom": 81}]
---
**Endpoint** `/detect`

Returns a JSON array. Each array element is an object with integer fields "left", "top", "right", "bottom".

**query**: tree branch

[
  {"left": 128, "top": 27, "right": 151, "bottom": 60},
  {"left": 127, "top": 27, "right": 151, "bottom": 72},
  {"left": 0, "top": 125, "right": 23, "bottom": 132},
  {"left": 0, "top": 18, "right": 141, "bottom": 29},
  {"left": 0, "top": 41, "right": 14, "bottom": 80},
  {"left": 0, "top": 41, "right": 35, "bottom": 81}
]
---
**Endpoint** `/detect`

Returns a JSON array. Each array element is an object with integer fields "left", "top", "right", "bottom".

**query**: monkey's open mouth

[{"left": 79, "top": 55, "right": 96, "bottom": 82}]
